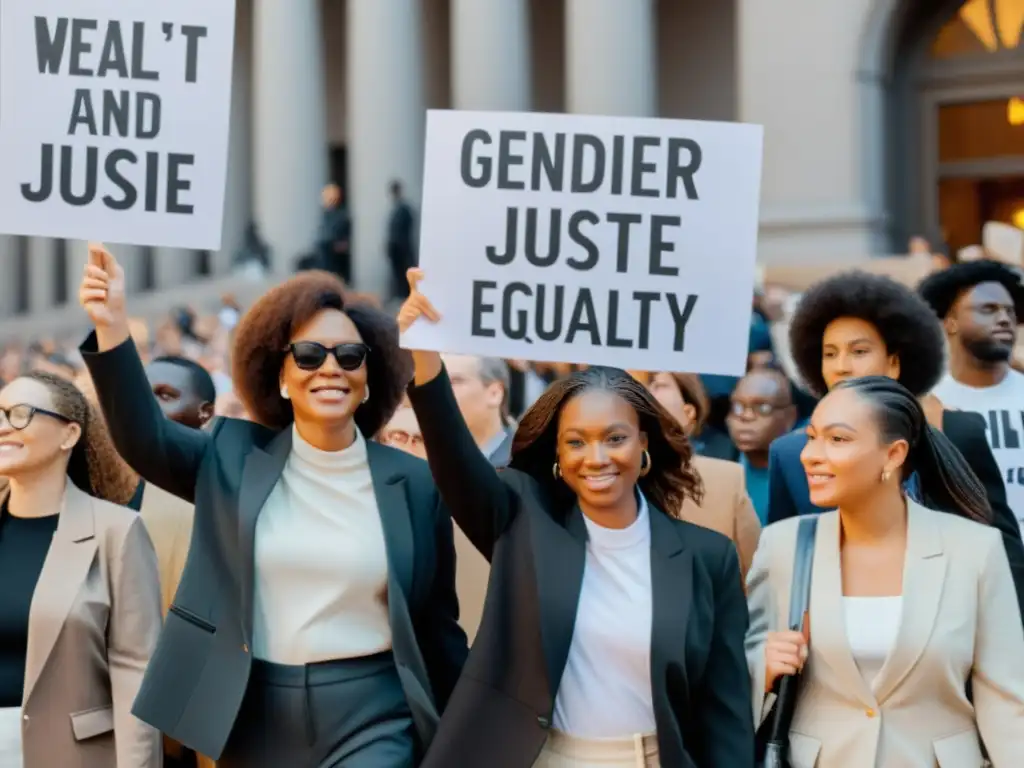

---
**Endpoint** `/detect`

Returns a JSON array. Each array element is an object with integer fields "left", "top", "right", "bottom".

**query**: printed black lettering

[
  {"left": 649, "top": 215, "right": 681, "bottom": 277},
  {"left": 180, "top": 25, "right": 207, "bottom": 83},
  {"left": 67, "top": 89, "right": 97, "bottom": 135},
  {"left": 1000, "top": 410, "right": 1020, "bottom": 449},
  {"left": 165, "top": 153, "right": 194, "bottom": 214},
  {"left": 61, "top": 145, "right": 98, "bottom": 205},
  {"left": 605, "top": 291, "right": 632, "bottom": 348},
  {"left": 987, "top": 410, "right": 1000, "bottom": 449},
  {"left": 486, "top": 207, "right": 517, "bottom": 265},
  {"left": 102, "top": 149, "right": 137, "bottom": 209},
  {"left": 570, "top": 134, "right": 605, "bottom": 193},
  {"left": 607, "top": 212, "right": 642, "bottom": 273},
  {"left": 530, "top": 132, "right": 565, "bottom": 192},
  {"left": 534, "top": 285, "right": 565, "bottom": 342},
  {"left": 610, "top": 135, "right": 625, "bottom": 195},
  {"left": 502, "top": 282, "right": 532, "bottom": 341},
  {"left": 566, "top": 211, "right": 599, "bottom": 271},
  {"left": 524, "top": 208, "right": 560, "bottom": 267},
  {"left": 129, "top": 22, "right": 159, "bottom": 80},
  {"left": 632, "top": 291, "right": 660, "bottom": 349},
  {"left": 69, "top": 19, "right": 98, "bottom": 76},
  {"left": 461, "top": 129, "right": 492, "bottom": 188},
  {"left": 34, "top": 17, "right": 69, "bottom": 74},
  {"left": 20, "top": 144, "right": 54, "bottom": 202},
  {"left": 96, "top": 21, "right": 128, "bottom": 77},
  {"left": 103, "top": 90, "right": 130, "bottom": 137},
  {"left": 135, "top": 93, "right": 162, "bottom": 138},
  {"left": 666, "top": 138, "right": 702, "bottom": 200},
  {"left": 497, "top": 131, "right": 526, "bottom": 190},
  {"left": 666, "top": 293, "right": 699, "bottom": 352},
  {"left": 470, "top": 281, "right": 497, "bottom": 337},
  {"left": 565, "top": 288, "right": 601, "bottom": 345},
  {"left": 630, "top": 136, "right": 659, "bottom": 197}
]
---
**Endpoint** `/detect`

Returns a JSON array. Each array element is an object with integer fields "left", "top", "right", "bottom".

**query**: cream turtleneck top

[{"left": 252, "top": 426, "right": 392, "bottom": 664}]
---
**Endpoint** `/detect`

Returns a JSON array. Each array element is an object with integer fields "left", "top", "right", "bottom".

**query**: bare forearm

[{"left": 95, "top": 320, "right": 131, "bottom": 352}]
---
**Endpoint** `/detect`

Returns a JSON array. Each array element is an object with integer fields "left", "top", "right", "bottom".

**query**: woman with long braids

[
  {"left": 748, "top": 376, "right": 1024, "bottom": 766},
  {"left": 400, "top": 270, "right": 752, "bottom": 768},
  {"left": 767, "top": 271, "right": 1024, "bottom": 619},
  {"left": 0, "top": 371, "right": 161, "bottom": 767}
]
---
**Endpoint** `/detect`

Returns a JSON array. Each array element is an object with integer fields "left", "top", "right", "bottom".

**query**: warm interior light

[
  {"left": 1014, "top": 208, "right": 1024, "bottom": 230},
  {"left": 1010, "top": 97, "right": 1024, "bottom": 126}
]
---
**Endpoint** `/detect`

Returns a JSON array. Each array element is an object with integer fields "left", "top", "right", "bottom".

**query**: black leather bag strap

[{"left": 765, "top": 515, "right": 819, "bottom": 754}]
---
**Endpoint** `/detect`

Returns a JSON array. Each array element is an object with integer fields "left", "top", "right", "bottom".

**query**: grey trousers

[{"left": 219, "top": 651, "right": 415, "bottom": 768}]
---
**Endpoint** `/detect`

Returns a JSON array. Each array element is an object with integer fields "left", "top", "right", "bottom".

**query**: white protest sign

[
  {"left": 0, "top": 0, "right": 235, "bottom": 250},
  {"left": 402, "top": 110, "right": 764, "bottom": 376}
]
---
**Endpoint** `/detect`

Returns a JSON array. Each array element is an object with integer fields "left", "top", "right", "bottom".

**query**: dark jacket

[
  {"left": 766, "top": 411, "right": 1024, "bottom": 622},
  {"left": 408, "top": 368, "right": 754, "bottom": 768},
  {"left": 80, "top": 334, "right": 468, "bottom": 760}
]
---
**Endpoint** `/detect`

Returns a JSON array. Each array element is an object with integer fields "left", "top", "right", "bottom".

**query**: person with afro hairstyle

[
  {"left": 767, "top": 270, "right": 1024, "bottom": 621},
  {"left": 77, "top": 245, "right": 468, "bottom": 767},
  {"left": 0, "top": 370, "right": 161, "bottom": 767}
]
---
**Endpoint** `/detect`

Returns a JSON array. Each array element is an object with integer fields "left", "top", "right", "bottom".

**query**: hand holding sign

[
  {"left": 79, "top": 243, "right": 129, "bottom": 347},
  {"left": 398, "top": 269, "right": 444, "bottom": 386}
]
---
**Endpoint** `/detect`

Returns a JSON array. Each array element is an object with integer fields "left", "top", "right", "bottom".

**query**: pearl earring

[
  {"left": 280, "top": 385, "right": 289, "bottom": 400},
  {"left": 362, "top": 388, "right": 370, "bottom": 404}
]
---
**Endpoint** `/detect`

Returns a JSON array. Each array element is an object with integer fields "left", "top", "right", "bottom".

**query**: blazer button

[
  {"left": 865, "top": 708, "right": 876, "bottom": 718},
  {"left": 242, "top": 643, "right": 249, "bottom": 653},
  {"left": 537, "top": 716, "right": 551, "bottom": 729}
]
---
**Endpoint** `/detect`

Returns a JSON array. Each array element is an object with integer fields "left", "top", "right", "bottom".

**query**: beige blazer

[
  {"left": 138, "top": 483, "right": 217, "bottom": 768},
  {"left": 681, "top": 455, "right": 761, "bottom": 582},
  {"left": 746, "top": 501, "right": 1024, "bottom": 768},
  {"left": 453, "top": 524, "right": 489, "bottom": 643},
  {"left": 13, "top": 480, "right": 162, "bottom": 768}
]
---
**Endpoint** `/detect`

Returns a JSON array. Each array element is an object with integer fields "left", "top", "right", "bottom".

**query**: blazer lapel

[
  {"left": 806, "top": 512, "right": 876, "bottom": 708},
  {"left": 872, "top": 501, "right": 946, "bottom": 704},
  {"left": 530, "top": 503, "right": 587, "bottom": 700},
  {"left": 238, "top": 428, "right": 292, "bottom": 642},
  {"left": 366, "top": 441, "right": 414, "bottom": 603},
  {"left": 23, "top": 482, "right": 98, "bottom": 706}
]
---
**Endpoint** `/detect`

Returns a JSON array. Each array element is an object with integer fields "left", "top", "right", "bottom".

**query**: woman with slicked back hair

[
  {"left": 400, "top": 269, "right": 753, "bottom": 768},
  {"left": 747, "top": 376, "right": 1024, "bottom": 767},
  {"left": 0, "top": 370, "right": 160, "bottom": 767}
]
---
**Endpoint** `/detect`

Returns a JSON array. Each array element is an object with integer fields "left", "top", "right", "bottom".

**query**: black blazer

[
  {"left": 766, "top": 411, "right": 1024, "bottom": 622},
  {"left": 80, "top": 333, "right": 468, "bottom": 760},
  {"left": 408, "top": 369, "right": 754, "bottom": 768}
]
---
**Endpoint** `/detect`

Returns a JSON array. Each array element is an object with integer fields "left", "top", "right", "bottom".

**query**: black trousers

[{"left": 218, "top": 652, "right": 415, "bottom": 768}]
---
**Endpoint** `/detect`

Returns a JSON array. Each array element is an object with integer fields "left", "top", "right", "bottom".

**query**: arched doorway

[{"left": 889, "top": 0, "right": 1024, "bottom": 254}]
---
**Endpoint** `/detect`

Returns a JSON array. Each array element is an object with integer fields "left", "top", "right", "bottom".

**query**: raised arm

[
  {"left": 78, "top": 244, "right": 210, "bottom": 502},
  {"left": 399, "top": 269, "right": 516, "bottom": 560},
  {"left": 972, "top": 530, "right": 1024, "bottom": 764}
]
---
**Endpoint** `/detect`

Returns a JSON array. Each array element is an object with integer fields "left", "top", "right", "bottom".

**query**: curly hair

[
  {"left": 231, "top": 270, "right": 411, "bottom": 437},
  {"left": 23, "top": 371, "right": 139, "bottom": 505},
  {"left": 788, "top": 270, "right": 946, "bottom": 397},
  {"left": 509, "top": 367, "right": 703, "bottom": 519},
  {"left": 917, "top": 260, "right": 1024, "bottom": 319}
]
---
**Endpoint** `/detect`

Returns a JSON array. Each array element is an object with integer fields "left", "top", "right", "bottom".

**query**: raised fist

[{"left": 78, "top": 242, "right": 127, "bottom": 329}]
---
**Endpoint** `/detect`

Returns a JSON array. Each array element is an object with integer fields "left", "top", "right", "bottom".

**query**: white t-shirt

[
  {"left": 932, "top": 370, "right": 1024, "bottom": 531},
  {"left": 552, "top": 496, "right": 656, "bottom": 739}
]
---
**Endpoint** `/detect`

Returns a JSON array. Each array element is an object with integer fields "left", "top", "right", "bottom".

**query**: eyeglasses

[
  {"left": 287, "top": 342, "right": 370, "bottom": 372},
  {"left": 0, "top": 404, "right": 72, "bottom": 431},
  {"left": 729, "top": 401, "right": 785, "bottom": 418}
]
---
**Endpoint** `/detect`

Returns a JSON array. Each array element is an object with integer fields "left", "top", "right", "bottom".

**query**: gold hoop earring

[
  {"left": 881, "top": 470, "right": 891, "bottom": 483},
  {"left": 640, "top": 450, "right": 652, "bottom": 477},
  {"left": 552, "top": 462, "right": 562, "bottom": 480}
]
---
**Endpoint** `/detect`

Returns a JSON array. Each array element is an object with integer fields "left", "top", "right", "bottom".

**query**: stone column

[
  {"left": 347, "top": 0, "right": 425, "bottom": 295},
  {"left": 64, "top": 241, "right": 90, "bottom": 308},
  {"left": 451, "top": 0, "right": 531, "bottom": 111},
  {"left": 0, "top": 236, "right": 21, "bottom": 318},
  {"left": 565, "top": 0, "right": 656, "bottom": 116},
  {"left": 26, "top": 238, "right": 57, "bottom": 314},
  {"left": 252, "top": 0, "right": 327, "bottom": 274},
  {"left": 216, "top": 0, "right": 254, "bottom": 275},
  {"left": 152, "top": 248, "right": 196, "bottom": 287}
]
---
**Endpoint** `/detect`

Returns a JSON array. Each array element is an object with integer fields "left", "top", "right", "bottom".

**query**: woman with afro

[
  {"left": 766, "top": 270, "right": 1024, "bottom": 620},
  {"left": 78, "top": 245, "right": 467, "bottom": 767}
]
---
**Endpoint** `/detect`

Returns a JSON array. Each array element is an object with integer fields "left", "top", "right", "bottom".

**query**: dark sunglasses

[
  {"left": 287, "top": 342, "right": 370, "bottom": 372},
  {"left": 0, "top": 404, "right": 72, "bottom": 431}
]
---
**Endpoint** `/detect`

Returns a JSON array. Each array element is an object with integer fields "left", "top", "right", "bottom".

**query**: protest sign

[
  {"left": 0, "top": 0, "right": 235, "bottom": 250},
  {"left": 401, "top": 110, "right": 764, "bottom": 376}
]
